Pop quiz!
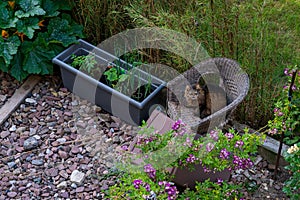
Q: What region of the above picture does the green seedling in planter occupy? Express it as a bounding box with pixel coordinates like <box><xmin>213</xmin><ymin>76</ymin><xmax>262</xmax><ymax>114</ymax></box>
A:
<box><xmin>103</xmin><ymin>65</ymin><xmax>129</xmax><ymax>88</ymax></box>
<box><xmin>71</xmin><ymin>54</ymin><xmax>97</xmax><ymax>74</ymax></box>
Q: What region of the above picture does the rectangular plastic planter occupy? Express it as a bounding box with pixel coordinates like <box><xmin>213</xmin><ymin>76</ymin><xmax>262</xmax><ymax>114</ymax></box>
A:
<box><xmin>52</xmin><ymin>39</ymin><xmax>165</xmax><ymax>125</ymax></box>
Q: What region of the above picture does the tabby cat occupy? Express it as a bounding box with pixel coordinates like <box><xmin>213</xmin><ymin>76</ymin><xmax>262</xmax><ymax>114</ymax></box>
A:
<box><xmin>184</xmin><ymin>83</ymin><xmax>227</xmax><ymax>118</ymax></box>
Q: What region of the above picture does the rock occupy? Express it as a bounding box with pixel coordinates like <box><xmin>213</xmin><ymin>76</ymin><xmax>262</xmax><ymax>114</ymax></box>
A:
<box><xmin>9</xmin><ymin>125</ymin><xmax>16</xmax><ymax>132</ymax></box>
<box><xmin>7</xmin><ymin>192</ymin><xmax>17</xmax><ymax>198</ymax></box>
<box><xmin>70</xmin><ymin>170</ymin><xmax>85</xmax><ymax>184</ymax></box>
<box><xmin>71</xmin><ymin>183</ymin><xmax>77</xmax><ymax>188</ymax></box>
<box><xmin>56</xmin><ymin>138</ymin><xmax>67</xmax><ymax>144</ymax></box>
<box><xmin>7</xmin><ymin>161</ymin><xmax>16</xmax><ymax>168</ymax></box>
<box><xmin>0</xmin><ymin>131</ymin><xmax>10</xmax><ymax>139</ymax></box>
<box><xmin>16</xmin><ymin>127</ymin><xmax>26</xmax><ymax>134</ymax></box>
<box><xmin>0</xmin><ymin>94</ymin><xmax>7</xmax><ymax>102</ymax></box>
<box><xmin>25</xmin><ymin>98</ymin><xmax>37</xmax><ymax>104</ymax></box>
<box><xmin>60</xmin><ymin>191</ymin><xmax>69</xmax><ymax>198</ymax></box>
<box><xmin>71</xmin><ymin>146</ymin><xmax>81</xmax><ymax>154</ymax></box>
<box><xmin>59</xmin><ymin>170</ymin><xmax>69</xmax><ymax>179</ymax></box>
<box><xmin>23</xmin><ymin>137</ymin><xmax>39</xmax><ymax>150</ymax></box>
<box><xmin>58</xmin><ymin>150</ymin><xmax>68</xmax><ymax>159</ymax></box>
<box><xmin>31</xmin><ymin>160</ymin><xmax>44</xmax><ymax>166</ymax></box>
<box><xmin>45</xmin><ymin>168</ymin><xmax>58</xmax><ymax>177</ymax></box>
<box><xmin>57</xmin><ymin>181</ymin><xmax>67</xmax><ymax>189</ymax></box>
<box><xmin>76</xmin><ymin>186</ymin><xmax>84</xmax><ymax>193</ymax></box>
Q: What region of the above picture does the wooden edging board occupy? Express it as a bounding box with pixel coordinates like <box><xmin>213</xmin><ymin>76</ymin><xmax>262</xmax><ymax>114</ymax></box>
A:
<box><xmin>0</xmin><ymin>75</ymin><xmax>41</xmax><ymax>126</ymax></box>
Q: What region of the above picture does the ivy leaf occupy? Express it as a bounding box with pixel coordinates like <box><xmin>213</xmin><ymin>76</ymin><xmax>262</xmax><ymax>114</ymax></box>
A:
<box><xmin>41</xmin><ymin>0</ymin><xmax>60</xmax><ymax>17</ymax></box>
<box><xmin>21</xmin><ymin>41</ymin><xmax>55</xmax><ymax>74</ymax></box>
<box><xmin>0</xmin><ymin>6</ymin><xmax>18</xmax><ymax>29</ymax></box>
<box><xmin>0</xmin><ymin>36</ymin><xmax>21</xmax><ymax>65</ymax></box>
<box><xmin>45</xmin><ymin>17</ymin><xmax>82</xmax><ymax>47</ymax></box>
<box><xmin>15</xmin><ymin>0</ymin><xmax>46</xmax><ymax>18</ymax></box>
<box><xmin>10</xmin><ymin>51</ymin><xmax>28</xmax><ymax>81</ymax></box>
<box><xmin>16</xmin><ymin>17</ymin><xmax>39</xmax><ymax>39</ymax></box>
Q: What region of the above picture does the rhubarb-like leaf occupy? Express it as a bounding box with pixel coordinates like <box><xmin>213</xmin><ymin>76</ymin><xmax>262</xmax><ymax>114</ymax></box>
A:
<box><xmin>16</xmin><ymin>18</ymin><xmax>40</xmax><ymax>39</ymax></box>
<box><xmin>45</xmin><ymin>17</ymin><xmax>83</xmax><ymax>47</ymax></box>
<box><xmin>0</xmin><ymin>36</ymin><xmax>21</xmax><ymax>65</ymax></box>
<box><xmin>41</xmin><ymin>0</ymin><xmax>60</xmax><ymax>17</ymax></box>
<box><xmin>0</xmin><ymin>57</ymin><xmax>9</xmax><ymax>73</ymax></box>
<box><xmin>0</xmin><ymin>6</ymin><xmax>18</xmax><ymax>29</ymax></box>
<box><xmin>10</xmin><ymin>51</ymin><xmax>28</xmax><ymax>81</ymax></box>
<box><xmin>15</xmin><ymin>0</ymin><xmax>46</xmax><ymax>18</ymax></box>
<box><xmin>21</xmin><ymin>41</ymin><xmax>55</xmax><ymax>74</ymax></box>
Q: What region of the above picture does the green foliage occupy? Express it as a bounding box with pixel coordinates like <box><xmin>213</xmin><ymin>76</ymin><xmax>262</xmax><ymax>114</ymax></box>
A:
<box><xmin>268</xmin><ymin>66</ymin><xmax>300</xmax><ymax>145</ymax></box>
<box><xmin>283</xmin><ymin>143</ymin><xmax>300</xmax><ymax>199</ymax></box>
<box><xmin>178</xmin><ymin>179</ymin><xmax>243</xmax><ymax>200</ymax></box>
<box><xmin>107</xmin><ymin>120</ymin><xmax>256</xmax><ymax>199</ymax></box>
<box><xmin>136</xmin><ymin>121</ymin><xmax>265</xmax><ymax>172</ymax></box>
<box><xmin>0</xmin><ymin>0</ymin><xmax>83</xmax><ymax>81</ymax></box>
<box><xmin>71</xmin><ymin>54</ymin><xmax>97</xmax><ymax>74</ymax></box>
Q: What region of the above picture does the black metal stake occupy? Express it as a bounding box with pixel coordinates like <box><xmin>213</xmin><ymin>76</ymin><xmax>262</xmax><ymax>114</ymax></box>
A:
<box><xmin>273</xmin><ymin>69</ymin><xmax>298</xmax><ymax>179</ymax></box>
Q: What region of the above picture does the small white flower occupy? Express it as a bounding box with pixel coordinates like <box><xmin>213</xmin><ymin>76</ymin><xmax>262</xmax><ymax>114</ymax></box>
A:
<box><xmin>287</xmin><ymin>144</ymin><xmax>299</xmax><ymax>154</ymax></box>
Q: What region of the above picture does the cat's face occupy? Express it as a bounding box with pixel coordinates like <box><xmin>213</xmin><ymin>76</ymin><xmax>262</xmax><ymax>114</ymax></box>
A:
<box><xmin>184</xmin><ymin>85</ymin><xmax>199</xmax><ymax>100</ymax></box>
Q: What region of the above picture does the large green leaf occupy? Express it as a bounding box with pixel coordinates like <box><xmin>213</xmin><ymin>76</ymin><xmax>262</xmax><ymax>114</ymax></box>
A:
<box><xmin>0</xmin><ymin>6</ymin><xmax>18</xmax><ymax>29</ymax></box>
<box><xmin>0</xmin><ymin>57</ymin><xmax>9</xmax><ymax>73</ymax></box>
<box><xmin>45</xmin><ymin>17</ymin><xmax>82</xmax><ymax>47</ymax></box>
<box><xmin>10</xmin><ymin>51</ymin><xmax>28</xmax><ymax>81</ymax></box>
<box><xmin>16</xmin><ymin>17</ymin><xmax>40</xmax><ymax>39</ymax></box>
<box><xmin>41</xmin><ymin>0</ymin><xmax>60</xmax><ymax>17</ymax></box>
<box><xmin>49</xmin><ymin>0</ymin><xmax>75</xmax><ymax>11</ymax></box>
<box><xmin>0</xmin><ymin>36</ymin><xmax>21</xmax><ymax>65</ymax></box>
<box><xmin>15</xmin><ymin>0</ymin><xmax>46</xmax><ymax>18</ymax></box>
<box><xmin>21</xmin><ymin>41</ymin><xmax>55</xmax><ymax>74</ymax></box>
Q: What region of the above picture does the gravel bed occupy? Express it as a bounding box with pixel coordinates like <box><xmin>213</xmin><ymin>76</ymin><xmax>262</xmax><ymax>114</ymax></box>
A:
<box><xmin>0</xmin><ymin>72</ymin><xmax>22</xmax><ymax>109</ymax></box>
<box><xmin>0</xmin><ymin>75</ymin><xmax>291</xmax><ymax>199</ymax></box>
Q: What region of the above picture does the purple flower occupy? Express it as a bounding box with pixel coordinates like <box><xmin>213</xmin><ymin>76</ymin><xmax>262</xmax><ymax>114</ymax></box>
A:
<box><xmin>144</xmin><ymin>164</ymin><xmax>156</xmax><ymax>180</ymax></box>
<box><xmin>219</xmin><ymin>148</ymin><xmax>230</xmax><ymax>159</ymax></box>
<box><xmin>283</xmin><ymin>85</ymin><xmax>288</xmax><ymax>90</ymax></box>
<box><xmin>133</xmin><ymin>179</ymin><xmax>143</xmax><ymax>189</ymax></box>
<box><xmin>284</xmin><ymin>68</ymin><xmax>289</xmax><ymax>75</ymax></box>
<box><xmin>158</xmin><ymin>181</ymin><xmax>178</xmax><ymax>199</ymax></box>
<box><xmin>216</xmin><ymin>178</ymin><xmax>223</xmax><ymax>185</ymax></box>
<box><xmin>144</xmin><ymin>183</ymin><xmax>150</xmax><ymax>192</ymax></box>
<box><xmin>291</xmin><ymin>85</ymin><xmax>297</xmax><ymax>91</ymax></box>
<box><xmin>172</xmin><ymin>119</ymin><xmax>182</xmax><ymax>131</ymax></box>
<box><xmin>268</xmin><ymin>128</ymin><xmax>278</xmax><ymax>135</ymax></box>
<box><xmin>206</xmin><ymin>142</ymin><xmax>214</xmax><ymax>152</ymax></box>
<box><xmin>209</xmin><ymin>130</ymin><xmax>219</xmax><ymax>141</ymax></box>
<box><xmin>273</xmin><ymin>108</ymin><xmax>279</xmax><ymax>113</ymax></box>
<box><xmin>233</xmin><ymin>155</ymin><xmax>253</xmax><ymax>170</ymax></box>
<box><xmin>235</xmin><ymin>140</ymin><xmax>244</xmax><ymax>148</ymax></box>
<box><xmin>225</xmin><ymin>132</ymin><xmax>234</xmax><ymax>140</ymax></box>
<box><xmin>121</xmin><ymin>145</ymin><xmax>128</xmax><ymax>151</ymax></box>
<box><xmin>186</xmin><ymin>154</ymin><xmax>196</xmax><ymax>163</ymax></box>
<box><xmin>277</xmin><ymin>111</ymin><xmax>283</xmax><ymax>116</ymax></box>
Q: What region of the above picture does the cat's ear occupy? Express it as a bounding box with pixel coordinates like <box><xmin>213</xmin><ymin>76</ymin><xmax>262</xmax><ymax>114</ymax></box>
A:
<box><xmin>195</xmin><ymin>84</ymin><xmax>201</xmax><ymax>90</ymax></box>
<box><xmin>185</xmin><ymin>85</ymin><xmax>191</xmax><ymax>91</ymax></box>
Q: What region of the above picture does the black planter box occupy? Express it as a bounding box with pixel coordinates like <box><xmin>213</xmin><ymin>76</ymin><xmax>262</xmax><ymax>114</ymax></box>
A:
<box><xmin>52</xmin><ymin>39</ymin><xmax>165</xmax><ymax>125</ymax></box>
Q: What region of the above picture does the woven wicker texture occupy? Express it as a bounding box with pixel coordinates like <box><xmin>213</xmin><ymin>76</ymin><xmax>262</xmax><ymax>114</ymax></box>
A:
<box><xmin>167</xmin><ymin>58</ymin><xmax>249</xmax><ymax>134</ymax></box>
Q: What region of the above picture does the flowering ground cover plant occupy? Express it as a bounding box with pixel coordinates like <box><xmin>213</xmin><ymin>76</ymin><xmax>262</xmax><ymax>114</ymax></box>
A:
<box><xmin>283</xmin><ymin>143</ymin><xmax>300</xmax><ymax>199</ymax></box>
<box><xmin>268</xmin><ymin>66</ymin><xmax>300</xmax><ymax>145</ymax></box>
<box><xmin>107</xmin><ymin>120</ymin><xmax>265</xmax><ymax>199</ymax></box>
<box><xmin>136</xmin><ymin>120</ymin><xmax>265</xmax><ymax>172</ymax></box>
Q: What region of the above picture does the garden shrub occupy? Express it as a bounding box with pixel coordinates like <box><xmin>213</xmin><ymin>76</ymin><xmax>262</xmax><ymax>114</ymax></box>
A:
<box><xmin>0</xmin><ymin>0</ymin><xmax>84</xmax><ymax>81</ymax></box>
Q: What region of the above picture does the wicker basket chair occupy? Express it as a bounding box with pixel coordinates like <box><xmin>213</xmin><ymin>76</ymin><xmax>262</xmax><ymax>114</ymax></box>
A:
<box><xmin>167</xmin><ymin>58</ymin><xmax>249</xmax><ymax>134</ymax></box>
